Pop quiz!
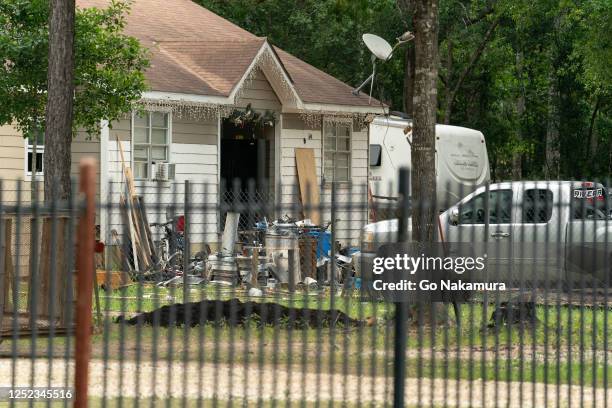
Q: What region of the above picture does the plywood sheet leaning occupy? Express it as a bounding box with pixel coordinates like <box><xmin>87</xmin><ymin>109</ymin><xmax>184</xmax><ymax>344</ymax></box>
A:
<box><xmin>295</xmin><ymin>148</ymin><xmax>321</xmax><ymax>225</ymax></box>
<box><xmin>116</xmin><ymin>136</ymin><xmax>155</xmax><ymax>271</ymax></box>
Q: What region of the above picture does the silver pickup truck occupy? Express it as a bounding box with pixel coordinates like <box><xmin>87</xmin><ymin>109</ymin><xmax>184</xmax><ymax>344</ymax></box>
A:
<box><xmin>356</xmin><ymin>181</ymin><xmax>612</xmax><ymax>287</ymax></box>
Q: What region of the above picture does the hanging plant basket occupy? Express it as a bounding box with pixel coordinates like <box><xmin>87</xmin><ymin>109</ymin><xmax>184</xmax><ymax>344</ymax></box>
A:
<box><xmin>228</xmin><ymin>104</ymin><xmax>276</xmax><ymax>129</ymax></box>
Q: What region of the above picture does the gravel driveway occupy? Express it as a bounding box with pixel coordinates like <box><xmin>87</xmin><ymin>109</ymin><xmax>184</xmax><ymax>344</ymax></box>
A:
<box><xmin>1</xmin><ymin>358</ymin><xmax>609</xmax><ymax>407</ymax></box>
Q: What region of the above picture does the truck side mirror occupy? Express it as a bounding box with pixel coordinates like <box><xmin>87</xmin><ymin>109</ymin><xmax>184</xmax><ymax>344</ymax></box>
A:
<box><xmin>449</xmin><ymin>207</ymin><xmax>459</xmax><ymax>225</ymax></box>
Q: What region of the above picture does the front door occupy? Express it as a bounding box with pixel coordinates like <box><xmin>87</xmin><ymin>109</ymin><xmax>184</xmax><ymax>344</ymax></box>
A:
<box><xmin>220</xmin><ymin>116</ymin><xmax>274</xmax><ymax>231</ymax></box>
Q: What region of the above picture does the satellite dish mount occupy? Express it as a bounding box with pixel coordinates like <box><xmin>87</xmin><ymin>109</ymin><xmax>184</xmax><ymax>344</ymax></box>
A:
<box><xmin>353</xmin><ymin>32</ymin><xmax>415</xmax><ymax>103</ymax></box>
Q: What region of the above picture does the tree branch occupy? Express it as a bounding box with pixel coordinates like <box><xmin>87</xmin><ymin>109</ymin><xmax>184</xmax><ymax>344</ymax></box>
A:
<box><xmin>463</xmin><ymin>3</ymin><xmax>495</xmax><ymax>27</ymax></box>
<box><xmin>588</xmin><ymin>95</ymin><xmax>602</xmax><ymax>159</ymax></box>
<box><xmin>438</xmin><ymin>73</ymin><xmax>447</xmax><ymax>86</ymax></box>
<box><xmin>443</xmin><ymin>16</ymin><xmax>501</xmax><ymax>124</ymax></box>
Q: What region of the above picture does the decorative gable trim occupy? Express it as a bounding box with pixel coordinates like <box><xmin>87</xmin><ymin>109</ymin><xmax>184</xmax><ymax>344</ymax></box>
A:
<box><xmin>229</xmin><ymin>41</ymin><xmax>303</xmax><ymax>110</ymax></box>
<box><xmin>137</xmin><ymin>41</ymin><xmax>384</xmax><ymax>122</ymax></box>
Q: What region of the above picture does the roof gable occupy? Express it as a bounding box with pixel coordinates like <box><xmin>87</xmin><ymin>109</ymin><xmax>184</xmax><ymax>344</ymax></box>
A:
<box><xmin>154</xmin><ymin>39</ymin><xmax>265</xmax><ymax>96</ymax></box>
<box><xmin>77</xmin><ymin>0</ymin><xmax>381</xmax><ymax>110</ymax></box>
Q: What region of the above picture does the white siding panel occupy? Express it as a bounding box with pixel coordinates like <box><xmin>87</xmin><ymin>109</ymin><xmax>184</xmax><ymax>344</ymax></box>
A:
<box><xmin>351</xmin><ymin>139</ymin><xmax>369</xmax><ymax>150</ymax></box>
<box><xmin>236</xmin><ymin>69</ymin><xmax>282</xmax><ymax>111</ymax></box>
<box><xmin>279</xmin><ymin>138</ymin><xmax>322</xmax><ymax>149</ymax></box>
<box><xmin>104</xmin><ymin>114</ymin><xmax>220</xmax><ymax>245</ymax></box>
<box><xmin>352</xmin><ymin>149</ymin><xmax>368</xmax><ymax>160</ymax></box>
<box><xmin>176</xmin><ymin>164</ymin><xmax>217</xmax><ymax>177</ymax></box>
<box><xmin>172</xmin><ymin>142</ymin><xmax>218</xmax><ymax>185</ymax></box>
<box><xmin>278</xmin><ymin>117</ymin><xmax>369</xmax><ymax>245</ymax></box>
<box><xmin>173</xmin><ymin>143</ymin><xmax>217</xmax><ymax>156</ymax></box>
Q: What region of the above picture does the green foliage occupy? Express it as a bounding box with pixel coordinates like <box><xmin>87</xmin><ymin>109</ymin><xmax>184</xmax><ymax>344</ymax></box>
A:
<box><xmin>197</xmin><ymin>0</ymin><xmax>405</xmax><ymax>107</ymax></box>
<box><xmin>197</xmin><ymin>0</ymin><xmax>611</xmax><ymax>180</ymax></box>
<box><xmin>0</xmin><ymin>0</ymin><xmax>149</xmax><ymax>137</ymax></box>
<box><xmin>437</xmin><ymin>0</ymin><xmax>612</xmax><ymax>179</ymax></box>
<box><xmin>572</xmin><ymin>0</ymin><xmax>611</xmax><ymax>91</ymax></box>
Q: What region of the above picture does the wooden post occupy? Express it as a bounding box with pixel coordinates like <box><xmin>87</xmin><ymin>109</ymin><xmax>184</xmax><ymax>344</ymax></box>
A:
<box><xmin>288</xmin><ymin>248</ymin><xmax>296</xmax><ymax>293</ymax></box>
<box><xmin>0</xmin><ymin>219</ymin><xmax>13</xmax><ymax>332</ymax></box>
<box><xmin>74</xmin><ymin>159</ymin><xmax>96</xmax><ymax>408</ymax></box>
<box><xmin>251</xmin><ymin>248</ymin><xmax>259</xmax><ymax>288</ymax></box>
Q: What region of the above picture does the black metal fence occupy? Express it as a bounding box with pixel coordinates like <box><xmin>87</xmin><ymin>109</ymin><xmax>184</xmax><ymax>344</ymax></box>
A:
<box><xmin>0</xmin><ymin>168</ymin><xmax>610</xmax><ymax>407</ymax></box>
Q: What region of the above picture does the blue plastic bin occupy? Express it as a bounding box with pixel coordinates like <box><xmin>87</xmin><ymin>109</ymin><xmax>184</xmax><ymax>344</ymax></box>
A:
<box><xmin>307</xmin><ymin>231</ymin><xmax>332</xmax><ymax>259</ymax></box>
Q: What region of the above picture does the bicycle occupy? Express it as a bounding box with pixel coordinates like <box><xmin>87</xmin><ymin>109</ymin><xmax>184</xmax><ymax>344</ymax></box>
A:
<box><xmin>150</xmin><ymin>219</ymin><xmax>184</xmax><ymax>271</ymax></box>
<box><xmin>142</xmin><ymin>216</ymin><xmax>208</xmax><ymax>283</ymax></box>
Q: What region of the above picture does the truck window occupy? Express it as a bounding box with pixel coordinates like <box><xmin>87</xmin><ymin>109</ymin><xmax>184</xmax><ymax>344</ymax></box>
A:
<box><xmin>369</xmin><ymin>144</ymin><xmax>382</xmax><ymax>166</ymax></box>
<box><xmin>522</xmin><ymin>189</ymin><xmax>553</xmax><ymax>223</ymax></box>
<box><xmin>571</xmin><ymin>186</ymin><xmax>607</xmax><ymax>220</ymax></box>
<box><xmin>459</xmin><ymin>190</ymin><xmax>512</xmax><ymax>224</ymax></box>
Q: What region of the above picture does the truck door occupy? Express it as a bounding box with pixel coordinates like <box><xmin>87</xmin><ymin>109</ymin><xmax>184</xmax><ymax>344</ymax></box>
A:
<box><xmin>512</xmin><ymin>187</ymin><xmax>561</xmax><ymax>284</ymax></box>
<box><xmin>445</xmin><ymin>187</ymin><xmax>514</xmax><ymax>280</ymax></box>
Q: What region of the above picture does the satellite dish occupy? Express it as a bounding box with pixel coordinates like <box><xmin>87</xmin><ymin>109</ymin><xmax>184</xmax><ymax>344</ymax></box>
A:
<box><xmin>353</xmin><ymin>32</ymin><xmax>414</xmax><ymax>100</ymax></box>
<box><xmin>363</xmin><ymin>34</ymin><xmax>393</xmax><ymax>61</ymax></box>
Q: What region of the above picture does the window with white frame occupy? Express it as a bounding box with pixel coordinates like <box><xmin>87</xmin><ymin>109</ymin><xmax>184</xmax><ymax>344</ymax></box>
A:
<box><xmin>132</xmin><ymin>111</ymin><xmax>170</xmax><ymax>179</ymax></box>
<box><xmin>25</xmin><ymin>130</ymin><xmax>44</xmax><ymax>177</ymax></box>
<box><xmin>323</xmin><ymin>121</ymin><xmax>351</xmax><ymax>182</ymax></box>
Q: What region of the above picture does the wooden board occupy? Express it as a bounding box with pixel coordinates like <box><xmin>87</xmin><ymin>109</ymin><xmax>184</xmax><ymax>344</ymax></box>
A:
<box><xmin>132</xmin><ymin>198</ymin><xmax>152</xmax><ymax>268</ymax></box>
<box><xmin>295</xmin><ymin>148</ymin><xmax>321</xmax><ymax>225</ymax></box>
<box><xmin>0</xmin><ymin>314</ymin><xmax>73</xmax><ymax>338</ymax></box>
<box><xmin>135</xmin><ymin>196</ymin><xmax>156</xmax><ymax>263</ymax></box>
<box><xmin>116</xmin><ymin>136</ymin><xmax>141</xmax><ymax>271</ymax></box>
<box><xmin>0</xmin><ymin>219</ymin><xmax>13</xmax><ymax>331</ymax></box>
<box><xmin>96</xmin><ymin>270</ymin><xmax>130</xmax><ymax>291</ymax></box>
<box><xmin>298</xmin><ymin>235</ymin><xmax>317</xmax><ymax>279</ymax></box>
<box><xmin>368</xmin><ymin>183</ymin><xmax>376</xmax><ymax>222</ymax></box>
<box><xmin>120</xmin><ymin>197</ymin><xmax>149</xmax><ymax>271</ymax></box>
<box><xmin>109</xmin><ymin>230</ymin><xmax>127</xmax><ymax>271</ymax></box>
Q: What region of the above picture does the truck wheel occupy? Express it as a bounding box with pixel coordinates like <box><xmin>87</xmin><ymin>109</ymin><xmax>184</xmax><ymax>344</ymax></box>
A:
<box><xmin>561</xmin><ymin>264</ymin><xmax>571</xmax><ymax>293</ymax></box>
<box><xmin>561</xmin><ymin>279</ymin><xmax>571</xmax><ymax>293</ymax></box>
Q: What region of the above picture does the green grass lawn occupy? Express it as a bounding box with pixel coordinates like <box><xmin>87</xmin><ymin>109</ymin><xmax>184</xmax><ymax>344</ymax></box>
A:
<box><xmin>94</xmin><ymin>283</ymin><xmax>610</xmax><ymax>349</ymax></box>
<box><xmin>2</xmin><ymin>283</ymin><xmax>610</xmax><ymax>390</ymax></box>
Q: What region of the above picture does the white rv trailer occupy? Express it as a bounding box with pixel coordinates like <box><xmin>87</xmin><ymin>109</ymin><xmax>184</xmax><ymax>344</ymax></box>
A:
<box><xmin>368</xmin><ymin>115</ymin><xmax>491</xmax><ymax>210</ymax></box>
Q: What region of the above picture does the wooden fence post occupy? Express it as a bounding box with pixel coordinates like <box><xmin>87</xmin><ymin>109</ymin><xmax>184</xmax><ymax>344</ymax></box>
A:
<box><xmin>74</xmin><ymin>159</ymin><xmax>96</xmax><ymax>408</ymax></box>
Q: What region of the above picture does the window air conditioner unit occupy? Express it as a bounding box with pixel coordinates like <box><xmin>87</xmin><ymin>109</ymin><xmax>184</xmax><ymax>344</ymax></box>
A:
<box><xmin>152</xmin><ymin>162</ymin><xmax>175</xmax><ymax>181</ymax></box>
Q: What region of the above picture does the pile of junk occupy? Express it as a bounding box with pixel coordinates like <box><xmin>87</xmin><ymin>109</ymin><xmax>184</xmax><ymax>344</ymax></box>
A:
<box><xmin>203</xmin><ymin>212</ymin><xmax>360</xmax><ymax>292</ymax></box>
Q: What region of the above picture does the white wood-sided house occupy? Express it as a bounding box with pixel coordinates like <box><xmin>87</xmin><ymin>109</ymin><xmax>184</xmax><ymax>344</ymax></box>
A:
<box><xmin>0</xmin><ymin>0</ymin><xmax>384</xmax><ymax>252</ymax></box>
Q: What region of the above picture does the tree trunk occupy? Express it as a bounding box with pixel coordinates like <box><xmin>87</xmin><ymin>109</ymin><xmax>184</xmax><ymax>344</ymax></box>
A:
<box><xmin>44</xmin><ymin>0</ymin><xmax>75</xmax><ymax>201</ymax></box>
<box><xmin>512</xmin><ymin>51</ymin><xmax>525</xmax><ymax>180</ymax></box>
<box><xmin>544</xmin><ymin>72</ymin><xmax>560</xmax><ymax>179</ymax></box>
<box><xmin>403</xmin><ymin>45</ymin><xmax>416</xmax><ymax>117</ymax></box>
<box><xmin>398</xmin><ymin>0</ymin><xmax>415</xmax><ymax>117</ymax></box>
<box><xmin>409</xmin><ymin>0</ymin><xmax>449</xmax><ymax>328</ymax></box>
<box><xmin>411</xmin><ymin>0</ymin><xmax>439</xmax><ymax>243</ymax></box>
